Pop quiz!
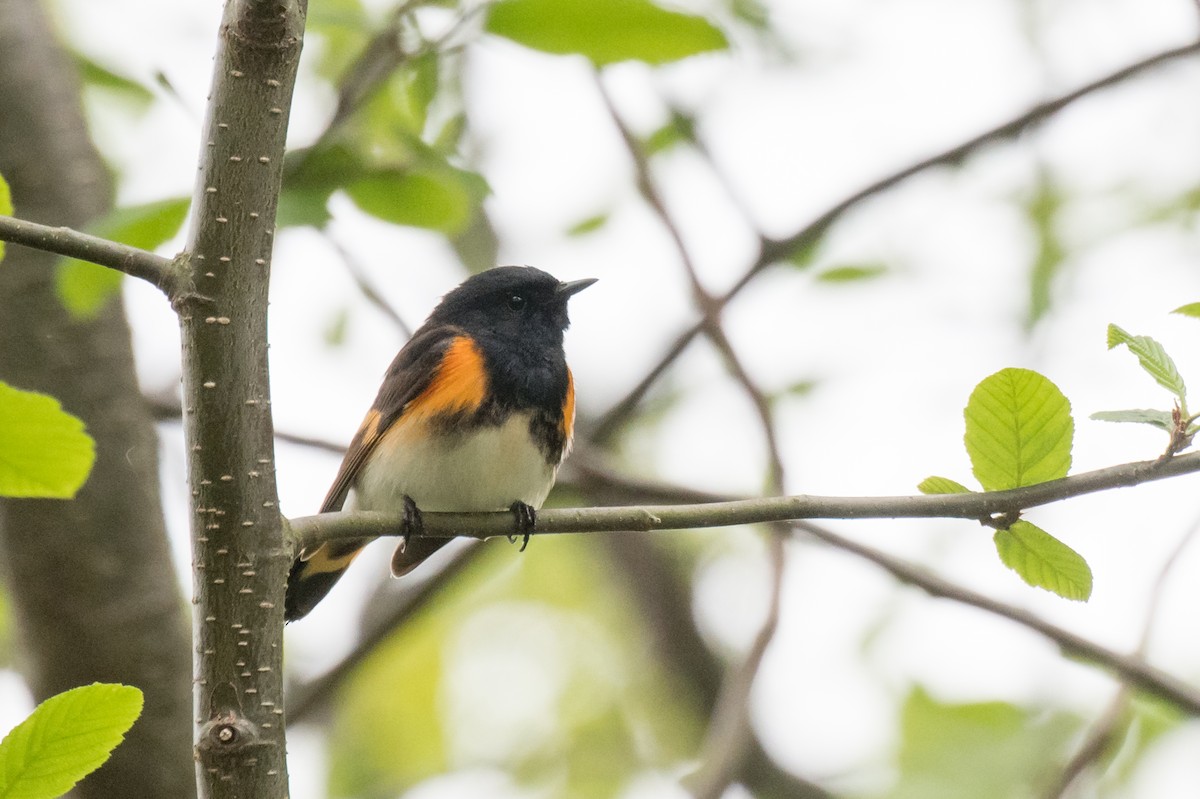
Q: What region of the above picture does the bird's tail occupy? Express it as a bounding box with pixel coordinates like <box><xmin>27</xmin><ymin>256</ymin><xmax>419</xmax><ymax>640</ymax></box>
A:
<box><xmin>390</xmin><ymin>536</ymin><xmax>451</xmax><ymax>577</ymax></box>
<box><xmin>284</xmin><ymin>538</ymin><xmax>372</xmax><ymax>622</ymax></box>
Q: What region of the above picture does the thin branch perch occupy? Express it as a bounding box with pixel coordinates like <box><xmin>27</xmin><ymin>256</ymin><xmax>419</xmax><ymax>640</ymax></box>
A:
<box><xmin>289</xmin><ymin>449</ymin><xmax>1200</xmax><ymax>548</ymax></box>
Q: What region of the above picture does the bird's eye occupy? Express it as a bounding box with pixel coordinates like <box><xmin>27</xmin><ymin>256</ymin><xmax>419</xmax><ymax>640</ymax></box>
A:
<box><xmin>507</xmin><ymin>292</ymin><xmax>527</xmax><ymax>311</ymax></box>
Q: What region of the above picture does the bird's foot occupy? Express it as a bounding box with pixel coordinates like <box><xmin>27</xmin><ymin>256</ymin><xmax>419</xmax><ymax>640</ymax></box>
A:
<box><xmin>507</xmin><ymin>501</ymin><xmax>536</xmax><ymax>552</ymax></box>
<box><xmin>396</xmin><ymin>495</ymin><xmax>425</xmax><ymax>554</ymax></box>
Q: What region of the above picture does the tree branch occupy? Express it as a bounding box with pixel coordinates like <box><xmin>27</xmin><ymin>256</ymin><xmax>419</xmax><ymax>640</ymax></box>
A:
<box><xmin>796</xmin><ymin>520</ymin><xmax>1200</xmax><ymax>715</ymax></box>
<box><xmin>0</xmin><ymin>214</ymin><xmax>177</xmax><ymax>296</ymax></box>
<box><xmin>591</xmin><ymin>37</ymin><xmax>1200</xmax><ymax>441</ymax></box>
<box><xmin>290</xmin><ymin>449</ymin><xmax>1200</xmax><ymax>548</ymax></box>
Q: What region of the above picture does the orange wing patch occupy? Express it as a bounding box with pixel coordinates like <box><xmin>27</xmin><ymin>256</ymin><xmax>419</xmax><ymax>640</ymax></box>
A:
<box><xmin>561</xmin><ymin>367</ymin><xmax>576</xmax><ymax>443</ymax></box>
<box><xmin>402</xmin><ymin>335</ymin><xmax>488</xmax><ymax>424</ymax></box>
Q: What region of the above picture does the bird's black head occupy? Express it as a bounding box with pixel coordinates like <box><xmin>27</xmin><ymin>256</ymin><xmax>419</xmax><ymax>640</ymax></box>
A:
<box><xmin>429</xmin><ymin>266</ymin><xmax>595</xmax><ymax>349</ymax></box>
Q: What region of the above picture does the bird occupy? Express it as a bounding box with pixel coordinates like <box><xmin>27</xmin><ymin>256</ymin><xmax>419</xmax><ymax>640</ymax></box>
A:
<box><xmin>284</xmin><ymin>266</ymin><xmax>594</xmax><ymax>621</ymax></box>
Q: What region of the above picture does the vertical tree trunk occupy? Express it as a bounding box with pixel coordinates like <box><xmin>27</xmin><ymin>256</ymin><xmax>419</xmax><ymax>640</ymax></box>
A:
<box><xmin>0</xmin><ymin>1</ymin><xmax>195</xmax><ymax>798</ymax></box>
<box><xmin>181</xmin><ymin>1</ymin><xmax>305</xmax><ymax>796</ymax></box>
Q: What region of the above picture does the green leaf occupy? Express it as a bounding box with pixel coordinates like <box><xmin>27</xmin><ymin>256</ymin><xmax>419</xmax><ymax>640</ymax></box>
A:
<box><xmin>345</xmin><ymin>168</ymin><xmax>486</xmax><ymax>234</ymax></box>
<box><xmin>1171</xmin><ymin>302</ymin><xmax>1200</xmax><ymax>320</ymax></box>
<box><xmin>0</xmin><ymin>588</ymin><xmax>11</xmax><ymax>668</ymax></box>
<box><xmin>0</xmin><ymin>683</ymin><xmax>143</xmax><ymax>799</ymax></box>
<box><xmin>917</xmin><ymin>476</ymin><xmax>973</xmax><ymax>495</ymax></box>
<box><xmin>56</xmin><ymin>264</ymin><xmax>123</xmax><ymax>321</ymax></box>
<box><xmin>1024</xmin><ymin>174</ymin><xmax>1064</xmax><ymax>329</ymax></box>
<box><xmin>566</xmin><ymin>214</ymin><xmax>609</xmax><ymax>237</ymax></box>
<box><xmin>815</xmin><ymin>263</ymin><xmax>887</xmax><ymax>283</ymax></box>
<box><xmin>73</xmin><ymin>55</ymin><xmax>155</xmax><ymax>112</ymax></box>
<box><xmin>324</xmin><ymin>307</ymin><xmax>350</xmax><ymax>348</ymax></box>
<box><xmin>993</xmin><ymin>521</ymin><xmax>1092</xmax><ymax>601</ymax></box>
<box><xmin>1106</xmin><ymin>324</ymin><xmax>1187</xmax><ymax>401</ymax></box>
<box><xmin>964</xmin><ymin>368</ymin><xmax>1073</xmax><ymax>491</ymax></box>
<box><xmin>0</xmin><ymin>382</ymin><xmax>95</xmax><ymax>499</ymax></box>
<box><xmin>1090</xmin><ymin>408</ymin><xmax>1176</xmax><ymax>432</ymax></box>
<box><xmin>0</xmin><ymin>171</ymin><xmax>11</xmax><ymax>263</ymax></box>
<box><xmin>643</xmin><ymin>111</ymin><xmax>696</xmax><ymax>156</ymax></box>
<box><xmin>486</xmin><ymin>0</ymin><xmax>728</xmax><ymax>66</ymax></box>
<box><xmin>56</xmin><ymin>197</ymin><xmax>189</xmax><ymax>319</ymax></box>
<box><xmin>890</xmin><ymin>685</ymin><xmax>1080</xmax><ymax>799</ymax></box>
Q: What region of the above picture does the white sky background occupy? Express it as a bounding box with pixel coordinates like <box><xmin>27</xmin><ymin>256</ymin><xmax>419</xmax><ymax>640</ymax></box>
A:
<box><xmin>4</xmin><ymin>0</ymin><xmax>1200</xmax><ymax>797</ymax></box>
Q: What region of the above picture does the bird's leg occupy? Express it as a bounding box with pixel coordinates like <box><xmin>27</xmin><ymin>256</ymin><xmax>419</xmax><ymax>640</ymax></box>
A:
<box><xmin>396</xmin><ymin>494</ymin><xmax>425</xmax><ymax>553</ymax></box>
<box><xmin>508</xmin><ymin>500</ymin><xmax>536</xmax><ymax>552</ymax></box>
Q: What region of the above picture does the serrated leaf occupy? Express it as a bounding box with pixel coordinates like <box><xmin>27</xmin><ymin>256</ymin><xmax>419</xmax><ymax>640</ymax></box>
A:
<box><xmin>0</xmin><ymin>683</ymin><xmax>143</xmax><ymax>799</ymax></box>
<box><xmin>486</xmin><ymin>0</ymin><xmax>728</xmax><ymax>67</ymax></box>
<box><xmin>1172</xmin><ymin>302</ymin><xmax>1200</xmax><ymax>320</ymax></box>
<box><xmin>56</xmin><ymin>197</ymin><xmax>189</xmax><ymax>319</ymax></box>
<box><xmin>0</xmin><ymin>382</ymin><xmax>95</xmax><ymax>499</ymax></box>
<box><xmin>1090</xmin><ymin>409</ymin><xmax>1176</xmax><ymax>432</ymax></box>
<box><xmin>815</xmin><ymin>263</ymin><xmax>887</xmax><ymax>283</ymax></box>
<box><xmin>1106</xmin><ymin>324</ymin><xmax>1187</xmax><ymax>401</ymax></box>
<box><xmin>964</xmin><ymin>368</ymin><xmax>1073</xmax><ymax>491</ymax></box>
<box><xmin>993</xmin><ymin>521</ymin><xmax>1092</xmax><ymax>601</ymax></box>
<box><xmin>0</xmin><ymin>171</ymin><xmax>11</xmax><ymax>263</ymax></box>
<box><xmin>918</xmin><ymin>476</ymin><xmax>973</xmax><ymax>494</ymax></box>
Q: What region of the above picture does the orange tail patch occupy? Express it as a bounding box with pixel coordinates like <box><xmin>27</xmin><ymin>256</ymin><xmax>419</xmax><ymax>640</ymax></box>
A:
<box><xmin>285</xmin><ymin>539</ymin><xmax>370</xmax><ymax>621</ymax></box>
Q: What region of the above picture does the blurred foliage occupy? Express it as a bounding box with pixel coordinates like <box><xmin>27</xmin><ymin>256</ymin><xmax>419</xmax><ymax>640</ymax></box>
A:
<box><xmin>1023</xmin><ymin>172</ymin><xmax>1065</xmax><ymax>330</ymax></box>
<box><xmin>73</xmin><ymin>54</ymin><xmax>155</xmax><ymax>113</ymax></box>
<box><xmin>0</xmin><ymin>588</ymin><xmax>10</xmax><ymax>668</ymax></box>
<box><xmin>0</xmin><ymin>171</ymin><xmax>10</xmax><ymax>261</ymax></box>
<box><xmin>883</xmin><ymin>685</ymin><xmax>1080</xmax><ymax>799</ymax></box>
<box><xmin>485</xmin><ymin>0</ymin><xmax>728</xmax><ymax>66</ymax></box>
<box><xmin>55</xmin><ymin>197</ymin><xmax>189</xmax><ymax>319</ymax></box>
<box><xmin>329</xmin><ymin>536</ymin><xmax>705</xmax><ymax>798</ymax></box>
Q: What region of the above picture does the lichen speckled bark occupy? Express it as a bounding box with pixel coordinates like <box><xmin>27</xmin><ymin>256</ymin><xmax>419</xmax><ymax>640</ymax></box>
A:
<box><xmin>0</xmin><ymin>1</ymin><xmax>194</xmax><ymax>797</ymax></box>
<box><xmin>181</xmin><ymin>1</ymin><xmax>306</xmax><ymax>797</ymax></box>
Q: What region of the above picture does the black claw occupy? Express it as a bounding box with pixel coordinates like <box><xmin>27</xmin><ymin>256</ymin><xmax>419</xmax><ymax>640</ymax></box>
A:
<box><xmin>398</xmin><ymin>495</ymin><xmax>424</xmax><ymax>553</ymax></box>
<box><xmin>508</xmin><ymin>501</ymin><xmax>536</xmax><ymax>552</ymax></box>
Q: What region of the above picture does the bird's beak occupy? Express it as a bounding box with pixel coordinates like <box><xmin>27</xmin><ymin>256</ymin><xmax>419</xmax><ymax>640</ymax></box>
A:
<box><xmin>557</xmin><ymin>278</ymin><xmax>597</xmax><ymax>299</ymax></box>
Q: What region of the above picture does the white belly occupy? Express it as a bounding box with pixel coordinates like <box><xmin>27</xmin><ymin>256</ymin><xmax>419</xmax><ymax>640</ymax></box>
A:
<box><xmin>353</xmin><ymin>411</ymin><xmax>557</xmax><ymax>514</ymax></box>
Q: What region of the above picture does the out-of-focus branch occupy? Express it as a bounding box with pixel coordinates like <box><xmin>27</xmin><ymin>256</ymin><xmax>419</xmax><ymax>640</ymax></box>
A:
<box><xmin>1041</xmin><ymin>511</ymin><xmax>1200</xmax><ymax>798</ymax></box>
<box><xmin>795</xmin><ymin>521</ymin><xmax>1200</xmax><ymax>715</ymax></box>
<box><xmin>591</xmin><ymin>38</ymin><xmax>1200</xmax><ymax>441</ymax></box>
<box><xmin>285</xmin><ymin>542</ymin><xmax>484</xmax><ymax>724</ymax></box>
<box><xmin>594</xmin><ymin>72</ymin><xmax>794</xmax><ymax>798</ymax></box>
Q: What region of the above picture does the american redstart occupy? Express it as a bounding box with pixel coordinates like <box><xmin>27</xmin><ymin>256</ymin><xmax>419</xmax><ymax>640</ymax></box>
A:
<box><xmin>284</xmin><ymin>266</ymin><xmax>594</xmax><ymax>621</ymax></box>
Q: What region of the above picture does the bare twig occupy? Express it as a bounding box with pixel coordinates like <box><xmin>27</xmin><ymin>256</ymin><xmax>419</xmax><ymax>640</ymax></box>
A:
<box><xmin>328</xmin><ymin>235</ymin><xmax>413</xmax><ymax>337</ymax></box>
<box><xmin>591</xmin><ymin>38</ymin><xmax>1200</xmax><ymax>441</ymax></box>
<box><xmin>0</xmin><ymin>214</ymin><xmax>176</xmax><ymax>296</ymax></box>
